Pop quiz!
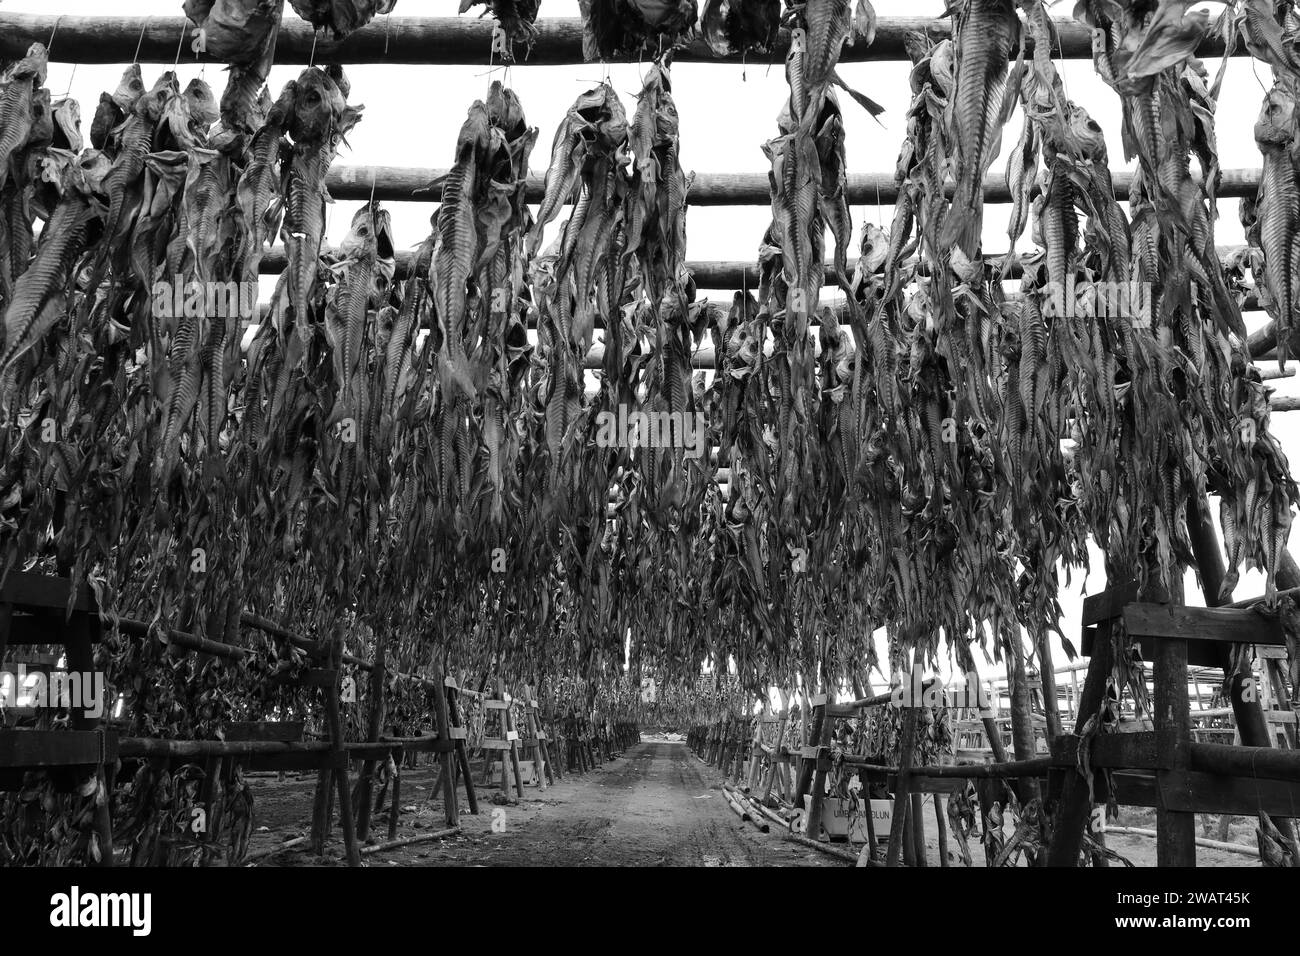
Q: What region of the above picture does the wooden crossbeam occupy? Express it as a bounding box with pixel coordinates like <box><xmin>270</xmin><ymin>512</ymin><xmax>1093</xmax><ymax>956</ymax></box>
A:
<box><xmin>317</xmin><ymin>165</ymin><xmax>1263</xmax><ymax>206</ymax></box>
<box><xmin>0</xmin><ymin>14</ymin><xmax>1244</xmax><ymax>66</ymax></box>
<box><xmin>1123</xmin><ymin>603</ymin><xmax>1286</xmax><ymax>646</ymax></box>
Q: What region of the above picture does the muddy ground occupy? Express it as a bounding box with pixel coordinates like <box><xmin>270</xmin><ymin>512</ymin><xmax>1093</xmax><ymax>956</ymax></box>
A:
<box><xmin>241</xmin><ymin>739</ymin><xmax>1258</xmax><ymax>867</ymax></box>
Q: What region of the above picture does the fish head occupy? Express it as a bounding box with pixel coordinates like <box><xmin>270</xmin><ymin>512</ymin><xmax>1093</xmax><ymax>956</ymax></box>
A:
<box><xmin>1254</xmin><ymin>85</ymin><xmax>1297</xmax><ymax>148</ymax></box>
<box><xmin>4</xmin><ymin>43</ymin><xmax>49</xmax><ymax>85</ymax></box>
<box><xmin>289</xmin><ymin>68</ymin><xmax>347</xmax><ymax>143</ymax></box>
<box><xmin>859</xmin><ymin>222</ymin><xmax>889</xmax><ymax>274</ymax></box>
<box><xmin>486</xmin><ymin>81</ymin><xmax>528</xmax><ymax>138</ymax></box>
<box><xmin>1066</xmin><ymin>103</ymin><xmax>1108</xmax><ymax>163</ymax></box>
<box><xmin>184</xmin><ymin>78</ymin><xmax>220</xmax><ymax>131</ymax></box>
<box><xmin>51</xmin><ymin>98</ymin><xmax>83</xmax><ymax>152</ymax></box>
<box><xmin>111</xmin><ymin>64</ymin><xmax>146</xmax><ymax>113</ymax></box>
<box><xmin>926</xmin><ymin>40</ymin><xmax>954</xmax><ymax>97</ymax></box>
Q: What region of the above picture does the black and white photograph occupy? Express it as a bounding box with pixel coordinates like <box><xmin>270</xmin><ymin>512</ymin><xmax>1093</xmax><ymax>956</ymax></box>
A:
<box><xmin>0</xmin><ymin>0</ymin><xmax>1296</xmax><ymax>934</ymax></box>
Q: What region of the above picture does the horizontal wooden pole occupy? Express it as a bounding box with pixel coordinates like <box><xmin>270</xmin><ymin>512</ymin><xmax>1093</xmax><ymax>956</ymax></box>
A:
<box><xmin>1189</xmin><ymin>742</ymin><xmax>1300</xmax><ymax>783</ymax></box>
<box><xmin>1105</xmin><ymin>825</ymin><xmax>1260</xmax><ymax>857</ymax></box>
<box><xmin>0</xmin><ymin>14</ymin><xmax>1241</xmax><ymax>66</ymax></box>
<box><xmin>359</xmin><ymin>826</ymin><xmax>461</xmax><ymax>855</ymax></box>
<box><xmin>908</xmin><ymin>756</ymin><xmax>1053</xmax><ymax>779</ymax></box>
<box><xmin>117</xmin><ymin>737</ymin><xmax>334</xmax><ymax>759</ymax></box>
<box><xmin>322</xmin><ymin>165</ymin><xmax>1263</xmax><ymax>206</ymax></box>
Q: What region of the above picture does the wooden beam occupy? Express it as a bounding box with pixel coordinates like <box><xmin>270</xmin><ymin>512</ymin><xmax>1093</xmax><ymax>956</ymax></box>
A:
<box><xmin>0</xmin><ymin>572</ymin><xmax>94</xmax><ymax>613</ymax></box>
<box><xmin>0</xmin><ymin>14</ymin><xmax>1244</xmax><ymax>66</ymax></box>
<box><xmin>1189</xmin><ymin>741</ymin><xmax>1300</xmax><ymax>783</ymax></box>
<box><xmin>318</xmin><ymin>165</ymin><xmax>1264</xmax><ymax>206</ymax></box>
<box><xmin>1123</xmin><ymin>603</ymin><xmax>1286</xmax><ymax>646</ymax></box>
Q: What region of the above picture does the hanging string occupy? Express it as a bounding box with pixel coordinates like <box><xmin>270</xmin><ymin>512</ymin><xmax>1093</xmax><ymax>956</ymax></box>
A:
<box><xmin>384</xmin><ymin>12</ymin><xmax>393</xmax><ymax>58</ymax></box>
<box><xmin>174</xmin><ymin>24</ymin><xmax>186</xmax><ymax>68</ymax></box>
<box><xmin>132</xmin><ymin>19</ymin><xmax>149</xmax><ymax>65</ymax></box>
<box><xmin>62</xmin><ymin>63</ymin><xmax>77</xmax><ymax>100</ymax></box>
<box><xmin>309</xmin><ymin>30</ymin><xmax>319</xmax><ymax>68</ymax></box>
<box><xmin>46</xmin><ymin>17</ymin><xmax>61</xmax><ymax>56</ymax></box>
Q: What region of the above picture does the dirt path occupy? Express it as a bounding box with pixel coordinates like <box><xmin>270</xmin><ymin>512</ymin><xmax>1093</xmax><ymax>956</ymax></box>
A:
<box><xmin>250</xmin><ymin>739</ymin><xmax>844</xmax><ymax>867</ymax></box>
<box><xmin>244</xmin><ymin>740</ymin><xmax>1257</xmax><ymax>867</ymax></box>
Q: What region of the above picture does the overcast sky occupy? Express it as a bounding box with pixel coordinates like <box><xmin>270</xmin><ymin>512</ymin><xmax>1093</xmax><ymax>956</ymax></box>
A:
<box><xmin>6</xmin><ymin>0</ymin><xmax>1294</xmax><ymax>690</ymax></box>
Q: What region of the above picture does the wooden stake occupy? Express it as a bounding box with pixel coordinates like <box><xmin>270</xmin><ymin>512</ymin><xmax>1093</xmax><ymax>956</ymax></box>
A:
<box><xmin>355</xmin><ymin>630</ymin><xmax>387</xmax><ymax>842</ymax></box>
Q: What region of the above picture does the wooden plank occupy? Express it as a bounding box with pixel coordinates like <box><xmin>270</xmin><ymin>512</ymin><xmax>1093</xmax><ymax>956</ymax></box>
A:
<box><xmin>1158</xmin><ymin>770</ymin><xmax>1300</xmax><ymax>817</ymax></box>
<box><xmin>1081</xmin><ymin>583</ymin><xmax>1146</xmax><ymax>626</ymax></box>
<box><xmin>1123</xmin><ymin>604</ymin><xmax>1286</xmax><ymax>646</ymax></box>
<box><xmin>0</xmin><ymin>572</ymin><xmax>94</xmax><ymax>613</ymax></box>
<box><xmin>1</xmin><ymin>613</ymin><xmax>65</xmax><ymax>645</ymax></box>
<box><xmin>0</xmin><ymin>729</ymin><xmax>113</xmax><ymax>768</ymax></box>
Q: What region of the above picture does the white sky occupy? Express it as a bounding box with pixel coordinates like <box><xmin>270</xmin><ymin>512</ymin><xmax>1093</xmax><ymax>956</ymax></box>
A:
<box><xmin>8</xmin><ymin>0</ymin><xmax>1297</xmax><ymax>688</ymax></box>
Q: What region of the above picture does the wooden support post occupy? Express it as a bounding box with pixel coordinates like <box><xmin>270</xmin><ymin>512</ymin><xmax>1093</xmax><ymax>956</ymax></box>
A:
<box><xmin>1004</xmin><ymin>632</ymin><xmax>1040</xmax><ymax>803</ymax></box>
<box><xmin>445</xmin><ymin>681</ymin><xmax>478</xmax><ymax>814</ymax></box>
<box><xmin>498</xmin><ymin>680</ymin><xmax>525</xmax><ymax>799</ymax></box>
<box><xmin>911</xmin><ymin>791</ymin><xmax>927</xmax><ymax>866</ymax></box>
<box><xmin>1154</xmin><ymin>634</ymin><xmax>1196</xmax><ymax>865</ymax></box>
<box><xmin>805</xmin><ymin>698</ymin><xmax>834</xmax><ymax>840</ymax></box>
<box><xmin>1047</xmin><ymin>619</ymin><xmax>1114</xmax><ymax>866</ymax></box>
<box><xmin>793</xmin><ymin>701</ymin><xmax>825</xmax><ymax>814</ymax></box>
<box><xmin>1036</xmin><ymin>631</ymin><xmax>1063</xmax><ymax>743</ymax></box>
<box><xmin>760</xmin><ymin>707</ymin><xmax>790</xmax><ymax>805</ymax></box>
<box><xmin>886</xmin><ymin>703</ymin><xmax>920</xmax><ymax>866</ymax></box>
<box><xmin>523</xmin><ymin>686</ymin><xmax>551</xmax><ymax>787</ymax></box>
<box><xmin>388</xmin><ymin>756</ymin><xmax>402</xmax><ymax>842</ymax></box>
<box><xmin>355</xmin><ymin>630</ymin><xmax>387</xmax><ymax>843</ymax></box>
<box><xmin>934</xmin><ymin>794</ymin><xmax>950</xmax><ymax>867</ymax></box>
<box><xmin>432</xmin><ymin>670</ymin><xmax>460</xmax><ymax>828</ymax></box>
<box><xmin>323</xmin><ymin>632</ymin><xmax>362</xmax><ymax>868</ymax></box>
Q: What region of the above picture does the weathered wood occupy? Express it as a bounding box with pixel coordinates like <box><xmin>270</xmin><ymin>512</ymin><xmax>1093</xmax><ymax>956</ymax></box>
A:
<box><xmin>0</xmin><ymin>14</ymin><xmax>1246</xmax><ymax>66</ymax></box>
<box><xmin>1123</xmin><ymin>603</ymin><xmax>1286</xmax><ymax>646</ymax></box>
<box><xmin>355</xmin><ymin>631</ymin><xmax>387</xmax><ymax>842</ymax></box>
<box><xmin>1154</xmin><ymin>631</ymin><xmax>1196</xmax><ymax>866</ymax></box>
<box><xmin>911</xmin><ymin>791</ymin><xmax>927</xmax><ymax>867</ymax></box>
<box><xmin>1189</xmin><ymin>742</ymin><xmax>1300</xmax><ymax>783</ymax></box>
<box><xmin>1052</xmin><ymin>732</ymin><xmax>1160</xmax><ymax>771</ymax></box>
<box><xmin>804</xmin><ymin>699</ymin><xmax>835</xmax><ymax>841</ymax></box>
<box><xmin>1081</xmin><ymin>582</ymin><xmax>1155</xmax><ymax>626</ymax></box>
<box><xmin>1157</xmin><ymin>770</ymin><xmax>1300</xmax><ymax>818</ymax></box>
<box><xmin>909</xmin><ymin>756</ymin><xmax>1054</xmax><ymax>779</ymax></box>
<box><xmin>1004</xmin><ymin>633</ymin><xmax>1039</xmax><ymax>803</ymax></box>
<box><xmin>1106</xmin><ymin>825</ymin><xmax>1260</xmax><ymax>857</ymax></box>
<box><xmin>359</xmin><ymin>826</ymin><xmax>461</xmax><ymax>855</ymax></box>
<box><xmin>934</xmin><ymin>794</ymin><xmax>950</xmax><ymax>868</ymax></box>
<box><xmin>886</xmin><ymin>701</ymin><xmax>920</xmax><ymax>867</ymax></box>
<box><xmin>431</xmin><ymin>669</ymin><xmax>460</xmax><ymax>828</ymax></box>
<box><xmin>0</xmin><ymin>729</ymin><xmax>115</xmax><ymax>767</ymax></box>
<box><xmin>1046</xmin><ymin>617</ymin><xmax>1115</xmax><ymax>866</ymax></box>
<box><xmin>0</xmin><ymin>572</ymin><xmax>95</xmax><ymax>613</ymax></box>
